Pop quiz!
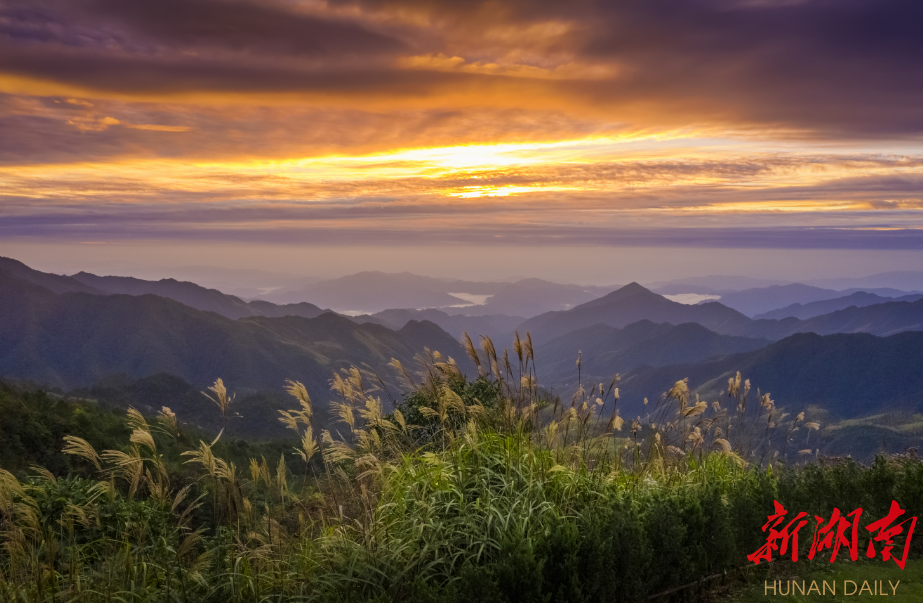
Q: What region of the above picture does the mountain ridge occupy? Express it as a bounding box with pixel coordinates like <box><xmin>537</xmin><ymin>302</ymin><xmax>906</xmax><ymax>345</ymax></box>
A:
<box><xmin>755</xmin><ymin>291</ymin><xmax>923</xmax><ymax>320</ymax></box>
<box><xmin>0</xmin><ymin>268</ymin><xmax>473</xmax><ymax>402</ymax></box>
<box><xmin>533</xmin><ymin>319</ymin><xmax>771</xmax><ymax>388</ymax></box>
<box><xmin>70</xmin><ymin>271</ymin><xmax>328</xmax><ymax>320</ymax></box>
<box><xmin>616</xmin><ymin>331</ymin><xmax>923</xmax><ymax>420</ymax></box>
<box><xmin>0</xmin><ymin>257</ymin><xmax>105</xmax><ymax>296</ymax></box>
<box><xmin>519</xmin><ymin>282</ymin><xmax>923</xmax><ymax>343</ymax></box>
<box><xmin>519</xmin><ymin>282</ymin><xmax>758</xmax><ymax>341</ymax></box>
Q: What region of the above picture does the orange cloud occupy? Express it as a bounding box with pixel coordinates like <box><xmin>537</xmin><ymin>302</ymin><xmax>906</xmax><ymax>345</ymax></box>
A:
<box><xmin>2</xmin><ymin>0</ymin><xmax>923</xmax><ymax>252</ymax></box>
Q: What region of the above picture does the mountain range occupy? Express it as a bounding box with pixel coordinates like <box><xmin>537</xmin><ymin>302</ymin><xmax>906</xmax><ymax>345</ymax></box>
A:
<box><xmin>806</xmin><ymin>271</ymin><xmax>923</xmax><ymax>291</ymax></box>
<box><xmin>21</xmin><ymin>252</ymin><xmax>921</xmax><ymax>328</ymax></box>
<box><xmin>0</xmin><ymin>256</ymin><xmax>104</xmax><ymax>295</ymax></box>
<box><xmin>521</xmin><ymin>283</ymin><xmax>754</xmax><ymax>340</ymax></box>
<box><xmin>616</xmin><ymin>331</ymin><xmax>923</xmax><ymax>420</ymax></box>
<box><xmin>263</xmin><ymin>271</ymin><xmax>619</xmax><ymax>316</ymax></box>
<box><xmin>645</xmin><ymin>275</ymin><xmax>789</xmax><ymax>291</ymax></box>
<box><xmin>645</xmin><ymin>271</ymin><xmax>923</xmax><ymax>294</ymax></box>
<box><xmin>0</xmin><ymin>266</ymin><xmax>473</xmax><ymax>400</ymax></box>
<box><xmin>71</xmin><ymin>271</ymin><xmax>329</xmax><ymax>320</ymax></box>
<box><xmin>533</xmin><ymin>320</ymin><xmax>770</xmax><ymax>388</ymax></box>
<box><xmin>449</xmin><ymin>279</ymin><xmax>619</xmax><ymax>317</ymax></box>
<box><xmin>713</xmin><ymin>284</ymin><xmax>856</xmax><ymax>317</ymax></box>
<box><xmin>3</xmin><ymin>256</ymin><xmax>923</xmax><ymax>436</ymax></box>
<box><xmin>0</xmin><ymin>257</ymin><xmax>329</xmax><ymax>321</ymax></box>
<box><xmin>520</xmin><ymin>282</ymin><xmax>923</xmax><ymax>342</ymax></box>
<box><xmin>755</xmin><ymin>291</ymin><xmax>923</xmax><ymax>320</ymax></box>
<box><xmin>708</xmin><ymin>283</ymin><xmax>922</xmax><ymax>317</ymax></box>
<box><xmin>361</xmin><ymin>309</ymin><xmax>524</xmax><ymax>344</ymax></box>
<box><xmin>265</xmin><ymin>272</ymin><xmax>485</xmax><ymax>312</ymax></box>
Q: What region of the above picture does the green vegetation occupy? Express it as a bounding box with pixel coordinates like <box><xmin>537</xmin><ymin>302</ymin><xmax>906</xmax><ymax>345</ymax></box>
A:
<box><xmin>0</xmin><ymin>338</ymin><xmax>921</xmax><ymax>602</ymax></box>
<box><xmin>0</xmin><ymin>380</ymin><xmax>299</xmax><ymax>481</ymax></box>
<box><xmin>818</xmin><ymin>411</ymin><xmax>923</xmax><ymax>460</ymax></box>
<box><xmin>67</xmin><ymin>373</ymin><xmax>303</xmax><ymax>440</ymax></box>
<box><xmin>0</xmin><ymin>384</ymin><xmax>130</xmax><ymax>476</ymax></box>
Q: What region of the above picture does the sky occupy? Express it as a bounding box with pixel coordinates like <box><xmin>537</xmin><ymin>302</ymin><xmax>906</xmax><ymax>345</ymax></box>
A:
<box><xmin>2</xmin><ymin>0</ymin><xmax>923</xmax><ymax>283</ymax></box>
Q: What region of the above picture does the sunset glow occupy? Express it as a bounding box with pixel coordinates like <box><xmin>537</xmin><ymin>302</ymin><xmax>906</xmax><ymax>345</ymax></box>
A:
<box><xmin>2</xmin><ymin>0</ymin><xmax>923</xmax><ymax>274</ymax></box>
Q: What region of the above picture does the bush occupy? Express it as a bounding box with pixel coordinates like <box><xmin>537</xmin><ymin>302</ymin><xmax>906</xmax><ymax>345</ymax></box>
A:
<box><xmin>1</xmin><ymin>355</ymin><xmax>920</xmax><ymax>602</ymax></box>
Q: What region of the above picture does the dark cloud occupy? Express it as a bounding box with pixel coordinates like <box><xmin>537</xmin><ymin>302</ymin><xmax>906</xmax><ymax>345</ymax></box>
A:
<box><xmin>571</xmin><ymin>0</ymin><xmax>923</xmax><ymax>136</ymax></box>
<box><xmin>0</xmin><ymin>0</ymin><xmax>407</xmax><ymax>57</ymax></box>
<box><xmin>2</xmin><ymin>0</ymin><xmax>923</xmax><ymax>137</ymax></box>
<box><xmin>81</xmin><ymin>0</ymin><xmax>407</xmax><ymax>57</ymax></box>
<box><xmin>0</xmin><ymin>39</ymin><xmax>438</xmax><ymax>94</ymax></box>
<box><xmin>325</xmin><ymin>0</ymin><xmax>584</xmax><ymax>25</ymax></box>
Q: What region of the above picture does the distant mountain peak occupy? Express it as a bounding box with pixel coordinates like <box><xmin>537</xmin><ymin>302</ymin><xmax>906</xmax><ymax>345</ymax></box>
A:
<box><xmin>580</xmin><ymin>281</ymin><xmax>658</xmax><ymax>308</ymax></box>
<box><xmin>0</xmin><ymin>257</ymin><xmax>104</xmax><ymax>295</ymax></box>
<box><xmin>398</xmin><ymin>319</ymin><xmax>450</xmax><ymax>337</ymax></box>
<box><xmin>518</xmin><ymin>279</ymin><xmax>755</xmax><ymax>341</ymax></box>
<box><xmin>599</xmin><ymin>282</ymin><xmax>653</xmax><ymax>298</ymax></box>
<box><xmin>619</xmin><ymin>282</ymin><xmax>651</xmax><ymax>293</ymax></box>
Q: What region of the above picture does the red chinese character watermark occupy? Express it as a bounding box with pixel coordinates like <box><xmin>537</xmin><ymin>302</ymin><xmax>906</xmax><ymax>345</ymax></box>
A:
<box><xmin>748</xmin><ymin>500</ymin><xmax>916</xmax><ymax>567</ymax></box>
<box><xmin>807</xmin><ymin>507</ymin><xmax>862</xmax><ymax>562</ymax></box>
<box><xmin>865</xmin><ymin>500</ymin><xmax>917</xmax><ymax>570</ymax></box>
<box><xmin>747</xmin><ymin>500</ymin><xmax>809</xmax><ymax>564</ymax></box>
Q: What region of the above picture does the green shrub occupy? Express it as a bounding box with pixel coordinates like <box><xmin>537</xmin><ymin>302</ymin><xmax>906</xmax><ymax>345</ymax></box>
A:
<box><xmin>1</xmin><ymin>351</ymin><xmax>920</xmax><ymax>602</ymax></box>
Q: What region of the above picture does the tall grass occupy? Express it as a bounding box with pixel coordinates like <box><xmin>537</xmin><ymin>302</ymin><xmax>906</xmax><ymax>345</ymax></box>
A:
<box><xmin>0</xmin><ymin>334</ymin><xmax>919</xmax><ymax>602</ymax></box>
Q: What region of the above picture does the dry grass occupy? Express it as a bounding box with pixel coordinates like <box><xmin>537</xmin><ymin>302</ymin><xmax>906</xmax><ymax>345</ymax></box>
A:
<box><xmin>0</xmin><ymin>333</ymin><xmax>860</xmax><ymax>603</ymax></box>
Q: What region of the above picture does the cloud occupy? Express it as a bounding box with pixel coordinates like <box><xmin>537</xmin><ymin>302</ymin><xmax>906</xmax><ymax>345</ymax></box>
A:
<box><xmin>571</xmin><ymin>0</ymin><xmax>923</xmax><ymax>137</ymax></box>
<box><xmin>3</xmin><ymin>148</ymin><xmax>923</xmax><ymax>251</ymax></box>
<box><xmin>2</xmin><ymin>0</ymin><xmax>923</xmax><ymax>253</ymax></box>
<box><xmin>4</xmin><ymin>141</ymin><xmax>923</xmax><ymax>211</ymax></box>
<box><xmin>1</xmin><ymin>0</ymin><xmax>408</xmax><ymax>57</ymax></box>
<box><xmin>0</xmin><ymin>93</ymin><xmax>618</xmax><ymax>164</ymax></box>
<box><xmin>126</xmin><ymin>124</ymin><xmax>190</xmax><ymax>132</ymax></box>
<box><xmin>3</xmin><ymin>205</ymin><xmax>923</xmax><ymax>250</ymax></box>
<box><xmin>1</xmin><ymin>0</ymin><xmax>921</xmax><ymax>137</ymax></box>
